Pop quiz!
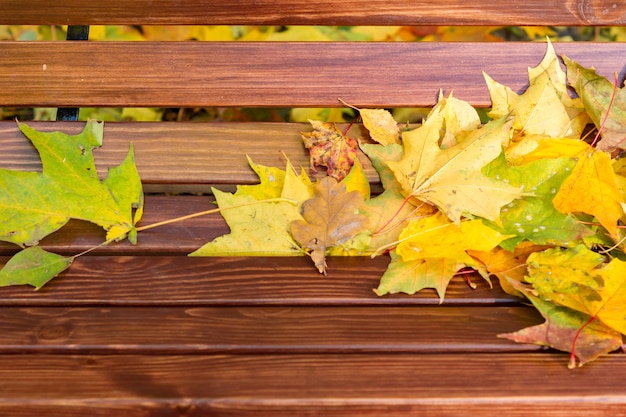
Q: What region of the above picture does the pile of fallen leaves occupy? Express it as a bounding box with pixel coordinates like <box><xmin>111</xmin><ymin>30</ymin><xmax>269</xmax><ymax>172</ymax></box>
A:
<box><xmin>195</xmin><ymin>41</ymin><xmax>626</xmax><ymax>368</ymax></box>
<box><xmin>2</xmin><ymin>41</ymin><xmax>626</xmax><ymax>367</ymax></box>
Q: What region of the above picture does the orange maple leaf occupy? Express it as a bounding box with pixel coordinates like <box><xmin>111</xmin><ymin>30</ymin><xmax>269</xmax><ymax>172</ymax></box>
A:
<box><xmin>301</xmin><ymin>120</ymin><xmax>358</xmax><ymax>182</ymax></box>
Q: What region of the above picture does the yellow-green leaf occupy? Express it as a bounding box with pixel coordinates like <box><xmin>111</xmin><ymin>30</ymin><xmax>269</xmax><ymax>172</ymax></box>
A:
<box><xmin>374</xmin><ymin>251</ymin><xmax>464</xmax><ymax>303</ymax></box>
<box><xmin>0</xmin><ymin>247</ymin><xmax>72</xmax><ymax>290</ymax></box>
<box><xmin>1</xmin><ymin>121</ymin><xmax>143</xmax><ymax>246</ymax></box>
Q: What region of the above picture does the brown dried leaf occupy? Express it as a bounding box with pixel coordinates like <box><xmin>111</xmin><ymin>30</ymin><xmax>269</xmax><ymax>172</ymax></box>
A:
<box><xmin>291</xmin><ymin>177</ymin><xmax>369</xmax><ymax>274</ymax></box>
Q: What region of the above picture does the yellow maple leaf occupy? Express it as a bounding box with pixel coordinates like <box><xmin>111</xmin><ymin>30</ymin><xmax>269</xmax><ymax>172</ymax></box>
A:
<box><xmin>387</xmin><ymin>115</ymin><xmax>526</xmax><ymax>224</ymax></box>
<box><xmin>592</xmin><ymin>259</ymin><xmax>626</xmax><ymax>335</ymax></box>
<box><xmin>396</xmin><ymin>212</ymin><xmax>513</xmax><ymax>266</ymax></box>
<box><xmin>505</xmin><ymin>134</ymin><xmax>591</xmax><ymax>165</ymax></box>
<box><xmin>360</xmin><ymin>108</ymin><xmax>400</xmax><ymax>146</ymax></box>
<box><xmin>553</xmin><ymin>149</ymin><xmax>625</xmax><ymax>236</ymax></box>
<box><xmin>190</xmin><ymin>158</ymin><xmax>310</xmax><ymax>257</ymax></box>
<box><xmin>338</xmin><ymin>100</ymin><xmax>400</xmax><ymax>146</ymax></box>
<box><xmin>468</xmin><ymin>243</ymin><xmax>552</xmax><ymax>297</ymax></box>
<box><xmin>485</xmin><ymin>40</ymin><xmax>589</xmax><ymax>139</ymax></box>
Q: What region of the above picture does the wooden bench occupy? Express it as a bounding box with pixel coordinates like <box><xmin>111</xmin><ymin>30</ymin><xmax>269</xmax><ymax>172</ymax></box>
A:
<box><xmin>1</xmin><ymin>1</ymin><xmax>626</xmax><ymax>415</ymax></box>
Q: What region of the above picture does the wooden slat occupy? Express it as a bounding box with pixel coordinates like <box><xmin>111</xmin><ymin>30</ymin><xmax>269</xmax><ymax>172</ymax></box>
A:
<box><xmin>0</xmin><ymin>255</ymin><xmax>517</xmax><ymax>306</ymax></box>
<box><xmin>0</xmin><ymin>305</ymin><xmax>543</xmax><ymax>353</ymax></box>
<box><xmin>2</xmin><ymin>42</ymin><xmax>625</xmax><ymax>108</ymax></box>
<box><xmin>0</xmin><ymin>121</ymin><xmax>375</xmax><ymax>192</ymax></box>
<box><xmin>0</xmin><ymin>0</ymin><xmax>624</xmax><ymax>25</ymax></box>
<box><xmin>0</xmin><ymin>353</ymin><xmax>625</xmax><ymax>417</ymax></box>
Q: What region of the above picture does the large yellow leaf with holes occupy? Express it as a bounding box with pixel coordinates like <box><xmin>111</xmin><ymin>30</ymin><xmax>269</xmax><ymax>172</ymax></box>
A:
<box><xmin>396</xmin><ymin>212</ymin><xmax>512</xmax><ymax>266</ymax></box>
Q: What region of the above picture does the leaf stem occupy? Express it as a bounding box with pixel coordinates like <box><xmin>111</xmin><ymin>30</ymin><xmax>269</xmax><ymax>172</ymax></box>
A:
<box><xmin>69</xmin><ymin>236</ymin><xmax>118</xmax><ymax>260</ymax></box>
<box><xmin>135</xmin><ymin>197</ymin><xmax>297</xmax><ymax>233</ymax></box>
<box><xmin>569</xmin><ymin>315</ymin><xmax>596</xmax><ymax>369</ymax></box>
<box><xmin>590</xmin><ymin>72</ymin><xmax>619</xmax><ymax>148</ymax></box>
<box><xmin>67</xmin><ymin>197</ymin><xmax>299</xmax><ymax>261</ymax></box>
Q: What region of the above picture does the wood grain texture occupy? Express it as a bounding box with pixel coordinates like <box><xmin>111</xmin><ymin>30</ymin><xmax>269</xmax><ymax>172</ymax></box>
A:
<box><xmin>0</xmin><ymin>306</ymin><xmax>543</xmax><ymax>353</ymax></box>
<box><xmin>0</xmin><ymin>255</ymin><xmax>516</xmax><ymax>306</ymax></box>
<box><xmin>4</xmin><ymin>4</ymin><xmax>626</xmax><ymax>414</ymax></box>
<box><xmin>0</xmin><ymin>0</ymin><xmax>624</xmax><ymax>25</ymax></box>
<box><xmin>0</xmin><ymin>354</ymin><xmax>625</xmax><ymax>417</ymax></box>
<box><xmin>0</xmin><ymin>121</ymin><xmax>375</xmax><ymax>192</ymax></box>
<box><xmin>2</xmin><ymin>42</ymin><xmax>625</xmax><ymax>108</ymax></box>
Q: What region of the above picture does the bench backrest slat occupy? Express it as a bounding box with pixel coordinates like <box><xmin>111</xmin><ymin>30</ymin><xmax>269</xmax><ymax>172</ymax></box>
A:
<box><xmin>0</xmin><ymin>0</ymin><xmax>624</xmax><ymax>26</ymax></box>
<box><xmin>2</xmin><ymin>42</ymin><xmax>625</xmax><ymax>109</ymax></box>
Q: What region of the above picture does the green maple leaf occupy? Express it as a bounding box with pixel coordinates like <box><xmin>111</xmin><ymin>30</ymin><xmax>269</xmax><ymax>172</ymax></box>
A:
<box><xmin>483</xmin><ymin>154</ymin><xmax>592</xmax><ymax>250</ymax></box>
<box><xmin>0</xmin><ymin>120</ymin><xmax>143</xmax><ymax>246</ymax></box>
<box><xmin>0</xmin><ymin>121</ymin><xmax>143</xmax><ymax>289</ymax></box>
<box><xmin>0</xmin><ymin>247</ymin><xmax>73</xmax><ymax>290</ymax></box>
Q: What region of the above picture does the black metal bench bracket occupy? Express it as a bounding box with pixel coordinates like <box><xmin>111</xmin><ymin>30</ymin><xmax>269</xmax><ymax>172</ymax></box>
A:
<box><xmin>56</xmin><ymin>25</ymin><xmax>90</xmax><ymax>122</ymax></box>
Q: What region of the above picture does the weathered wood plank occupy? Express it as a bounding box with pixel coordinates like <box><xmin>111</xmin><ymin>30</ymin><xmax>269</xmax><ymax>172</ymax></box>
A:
<box><xmin>0</xmin><ymin>305</ymin><xmax>543</xmax><ymax>353</ymax></box>
<box><xmin>0</xmin><ymin>255</ymin><xmax>516</xmax><ymax>306</ymax></box>
<box><xmin>0</xmin><ymin>0</ymin><xmax>623</xmax><ymax>25</ymax></box>
<box><xmin>0</xmin><ymin>353</ymin><xmax>625</xmax><ymax>417</ymax></box>
<box><xmin>0</xmin><ymin>121</ymin><xmax>374</xmax><ymax>192</ymax></box>
<box><xmin>1</xmin><ymin>42</ymin><xmax>625</xmax><ymax>108</ymax></box>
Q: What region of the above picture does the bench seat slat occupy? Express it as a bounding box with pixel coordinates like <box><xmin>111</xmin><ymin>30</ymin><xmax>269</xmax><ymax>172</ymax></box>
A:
<box><xmin>0</xmin><ymin>0</ymin><xmax>624</xmax><ymax>26</ymax></box>
<box><xmin>0</xmin><ymin>305</ymin><xmax>542</xmax><ymax>353</ymax></box>
<box><xmin>0</xmin><ymin>255</ymin><xmax>516</xmax><ymax>306</ymax></box>
<box><xmin>0</xmin><ymin>353</ymin><xmax>625</xmax><ymax>417</ymax></box>
<box><xmin>2</xmin><ymin>42</ymin><xmax>625</xmax><ymax>108</ymax></box>
<box><xmin>0</xmin><ymin>121</ymin><xmax>372</xmax><ymax>193</ymax></box>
